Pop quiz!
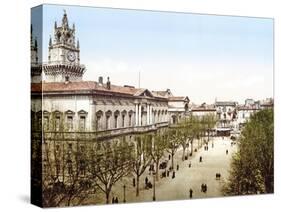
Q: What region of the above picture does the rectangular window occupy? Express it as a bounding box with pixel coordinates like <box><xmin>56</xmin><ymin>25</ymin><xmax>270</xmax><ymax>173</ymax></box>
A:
<box><xmin>122</xmin><ymin>115</ymin><xmax>125</xmax><ymax>127</ymax></box>
<box><xmin>96</xmin><ymin>115</ymin><xmax>101</xmax><ymax>130</ymax></box>
<box><xmin>67</xmin><ymin>116</ymin><xmax>73</xmax><ymax>131</ymax></box>
<box><xmin>129</xmin><ymin>114</ymin><xmax>132</xmax><ymax>127</ymax></box>
<box><xmin>79</xmin><ymin>116</ymin><xmax>86</xmax><ymax>131</ymax></box>
<box><xmin>114</xmin><ymin>115</ymin><xmax>118</xmax><ymax>128</ymax></box>
<box><xmin>55</xmin><ymin>116</ymin><xmax>60</xmax><ymax>131</ymax></box>
<box><xmin>106</xmin><ymin>116</ymin><xmax>110</xmax><ymax>129</ymax></box>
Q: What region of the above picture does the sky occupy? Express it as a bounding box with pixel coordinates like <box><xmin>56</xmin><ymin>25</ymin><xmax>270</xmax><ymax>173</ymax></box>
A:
<box><xmin>31</xmin><ymin>4</ymin><xmax>274</xmax><ymax>104</ymax></box>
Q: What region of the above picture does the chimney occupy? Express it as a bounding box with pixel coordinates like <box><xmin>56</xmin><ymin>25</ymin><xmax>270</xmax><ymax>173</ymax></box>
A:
<box><xmin>106</xmin><ymin>77</ymin><xmax>111</xmax><ymax>89</ymax></box>
<box><xmin>98</xmin><ymin>76</ymin><xmax>103</xmax><ymax>85</ymax></box>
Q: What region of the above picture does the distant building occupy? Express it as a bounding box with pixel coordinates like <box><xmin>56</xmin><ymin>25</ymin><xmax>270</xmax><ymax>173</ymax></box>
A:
<box><xmin>215</xmin><ymin>101</ymin><xmax>238</xmax><ymax>136</ymax></box>
<box><xmin>191</xmin><ymin>103</ymin><xmax>216</xmax><ymax>117</ymax></box>
<box><xmin>152</xmin><ymin>89</ymin><xmax>190</xmax><ymax>124</ymax></box>
<box><xmin>245</xmin><ymin>98</ymin><xmax>255</xmax><ymax>107</ymax></box>
<box><xmin>215</xmin><ymin>101</ymin><xmax>237</xmax><ymax>125</ymax></box>
<box><xmin>237</xmin><ymin>105</ymin><xmax>259</xmax><ymax>129</ymax></box>
<box><xmin>260</xmin><ymin>98</ymin><xmax>274</xmax><ymax>110</ymax></box>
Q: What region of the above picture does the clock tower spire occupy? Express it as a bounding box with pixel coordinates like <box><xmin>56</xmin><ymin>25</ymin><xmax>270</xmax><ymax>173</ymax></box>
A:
<box><xmin>44</xmin><ymin>10</ymin><xmax>85</xmax><ymax>82</ymax></box>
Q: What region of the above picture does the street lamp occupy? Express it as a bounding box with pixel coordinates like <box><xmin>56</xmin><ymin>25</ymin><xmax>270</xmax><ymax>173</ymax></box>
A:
<box><xmin>152</xmin><ymin>171</ymin><xmax>156</xmax><ymax>201</ymax></box>
<box><xmin>123</xmin><ymin>184</ymin><xmax>126</xmax><ymax>203</ymax></box>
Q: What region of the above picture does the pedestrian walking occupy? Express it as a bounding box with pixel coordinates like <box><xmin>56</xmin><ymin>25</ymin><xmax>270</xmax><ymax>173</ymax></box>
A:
<box><xmin>176</xmin><ymin>164</ymin><xmax>179</xmax><ymax>171</ymax></box>
<box><xmin>204</xmin><ymin>184</ymin><xmax>208</xmax><ymax>193</ymax></box>
<box><xmin>189</xmin><ymin>189</ymin><xmax>193</xmax><ymax>198</ymax></box>
<box><xmin>188</xmin><ymin>161</ymin><xmax>191</xmax><ymax>168</ymax></box>
<box><xmin>226</xmin><ymin>149</ymin><xmax>228</xmax><ymax>155</ymax></box>
<box><xmin>172</xmin><ymin>171</ymin><xmax>175</xmax><ymax>179</ymax></box>
<box><xmin>145</xmin><ymin>176</ymin><xmax>148</xmax><ymax>185</ymax></box>
<box><xmin>201</xmin><ymin>184</ymin><xmax>204</xmax><ymax>192</ymax></box>
<box><xmin>199</xmin><ymin>156</ymin><xmax>202</xmax><ymax>162</ymax></box>
<box><xmin>115</xmin><ymin>197</ymin><xmax>119</xmax><ymax>204</ymax></box>
<box><xmin>169</xmin><ymin>154</ymin><xmax>171</xmax><ymax>160</ymax></box>
<box><xmin>112</xmin><ymin>197</ymin><xmax>115</xmax><ymax>204</ymax></box>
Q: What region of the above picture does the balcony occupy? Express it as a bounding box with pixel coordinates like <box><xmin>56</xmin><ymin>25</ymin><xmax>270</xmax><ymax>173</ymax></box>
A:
<box><xmin>32</xmin><ymin>122</ymin><xmax>169</xmax><ymax>141</ymax></box>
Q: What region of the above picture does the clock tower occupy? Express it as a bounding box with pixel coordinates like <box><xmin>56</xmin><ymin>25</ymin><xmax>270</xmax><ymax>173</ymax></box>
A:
<box><xmin>44</xmin><ymin>10</ymin><xmax>85</xmax><ymax>82</ymax></box>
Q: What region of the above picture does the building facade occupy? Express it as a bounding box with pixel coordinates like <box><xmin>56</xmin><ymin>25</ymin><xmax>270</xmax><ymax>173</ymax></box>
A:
<box><xmin>31</xmin><ymin>11</ymin><xmax>190</xmax><ymax>140</ymax></box>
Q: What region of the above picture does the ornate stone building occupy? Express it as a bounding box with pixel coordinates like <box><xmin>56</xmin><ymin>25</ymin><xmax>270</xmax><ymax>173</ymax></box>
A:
<box><xmin>31</xmin><ymin>11</ymin><xmax>190</xmax><ymax>140</ymax></box>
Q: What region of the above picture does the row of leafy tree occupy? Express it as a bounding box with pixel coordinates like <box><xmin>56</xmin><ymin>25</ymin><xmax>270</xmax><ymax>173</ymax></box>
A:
<box><xmin>223</xmin><ymin>109</ymin><xmax>274</xmax><ymax>195</ymax></box>
<box><xmin>32</xmin><ymin>113</ymin><xmax>217</xmax><ymax>207</ymax></box>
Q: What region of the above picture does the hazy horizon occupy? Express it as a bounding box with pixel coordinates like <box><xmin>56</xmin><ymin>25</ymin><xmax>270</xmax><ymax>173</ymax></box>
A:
<box><xmin>31</xmin><ymin>5</ymin><xmax>274</xmax><ymax>105</ymax></box>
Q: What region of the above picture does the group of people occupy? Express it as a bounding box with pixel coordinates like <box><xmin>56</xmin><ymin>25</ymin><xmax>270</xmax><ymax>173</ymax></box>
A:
<box><xmin>201</xmin><ymin>183</ymin><xmax>208</xmax><ymax>193</ymax></box>
<box><xmin>204</xmin><ymin>145</ymin><xmax>209</xmax><ymax>151</ymax></box>
<box><xmin>145</xmin><ymin>176</ymin><xmax>153</xmax><ymax>189</ymax></box>
<box><xmin>112</xmin><ymin>196</ymin><xmax>119</xmax><ymax>204</ymax></box>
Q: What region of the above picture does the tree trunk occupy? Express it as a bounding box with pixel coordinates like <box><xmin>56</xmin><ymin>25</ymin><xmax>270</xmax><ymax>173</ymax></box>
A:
<box><xmin>156</xmin><ymin>160</ymin><xmax>159</xmax><ymax>181</ymax></box>
<box><xmin>171</xmin><ymin>153</ymin><xmax>174</xmax><ymax>170</ymax></box>
<box><xmin>136</xmin><ymin>175</ymin><xmax>140</xmax><ymax>196</ymax></box>
<box><xmin>67</xmin><ymin>195</ymin><xmax>72</xmax><ymax>206</ymax></box>
<box><xmin>182</xmin><ymin>146</ymin><xmax>186</xmax><ymax>161</ymax></box>
<box><xmin>106</xmin><ymin>189</ymin><xmax>110</xmax><ymax>204</ymax></box>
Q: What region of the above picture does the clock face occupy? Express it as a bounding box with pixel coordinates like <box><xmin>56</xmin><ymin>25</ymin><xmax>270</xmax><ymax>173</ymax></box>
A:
<box><xmin>67</xmin><ymin>51</ymin><xmax>76</xmax><ymax>62</ymax></box>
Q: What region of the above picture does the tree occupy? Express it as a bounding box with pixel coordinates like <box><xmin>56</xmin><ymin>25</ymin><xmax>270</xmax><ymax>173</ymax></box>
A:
<box><xmin>132</xmin><ymin>134</ymin><xmax>153</xmax><ymax>196</ymax></box>
<box><xmin>184</xmin><ymin>115</ymin><xmax>201</xmax><ymax>156</ymax></box>
<box><xmin>223</xmin><ymin>109</ymin><xmax>274</xmax><ymax>195</ymax></box>
<box><xmin>151</xmin><ymin>131</ymin><xmax>168</xmax><ymax>181</ymax></box>
<box><xmin>41</xmin><ymin>115</ymin><xmax>94</xmax><ymax>207</ymax></box>
<box><xmin>89</xmin><ymin>138</ymin><xmax>134</xmax><ymax>204</ymax></box>
<box><xmin>166</xmin><ymin>128</ymin><xmax>180</xmax><ymax>170</ymax></box>
<box><xmin>204</xmin><ymin>113</ymin><xmax>217</xmax><ymax>142</ymax></box>
<box><xmin>42</xmin><ymin>139</ymin><xmax>93</xmax><ymax>207</ymax></box>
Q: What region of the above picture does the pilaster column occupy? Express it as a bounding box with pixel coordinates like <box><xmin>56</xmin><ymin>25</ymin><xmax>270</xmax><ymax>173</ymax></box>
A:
<box><xmin>147</xmin><ymin>104</ymin><xmax>150</xmax><ymax>125</ymax></box>
<box><xmin>149</xmin><ymin>105</ymin><xmax>151</xmax><ymax>124</ymax></box>
<box><xmin>138</xmin><ymin>104</ymin><xmax>142</xmax><ymax>126</ymax></box>
<box><xmin>135</xmin><ymin>103</ymin><xmax>139</xmax><ymax>126</ymax></box>
<box><xmin>150</xmin><ymin>106</ymin><xmax>153</xmax><ymax>124</ymax></box>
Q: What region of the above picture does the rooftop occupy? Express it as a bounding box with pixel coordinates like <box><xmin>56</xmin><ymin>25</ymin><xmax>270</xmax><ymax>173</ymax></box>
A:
<box><xmin>31</xmin><ymin>81</ymin><xmax>166</xmax><ymax>100</ymax></box>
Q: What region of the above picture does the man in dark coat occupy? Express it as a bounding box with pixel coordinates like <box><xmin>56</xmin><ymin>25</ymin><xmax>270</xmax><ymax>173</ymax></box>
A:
<box><xmin>189</xmin><ymin>189</ymin><xmax>193</xmax><ymax>198</ymax></box>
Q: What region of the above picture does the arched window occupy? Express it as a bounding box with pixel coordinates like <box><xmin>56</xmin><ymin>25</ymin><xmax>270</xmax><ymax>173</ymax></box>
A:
<box><xmin>114</xmin><ymin>110</ymin><xmax>120</xmax><ymax>128</ymax></box>
<box><xmin>105</xmin><ymin>110</ymin><xmax>112</xmax><ymax>130</ymax></box>
<box><xmin>184</xmin><ymin>104</ymin><xmax>188</xmax><ymax>112</ymax></box>
<box><xmin>172</xmin><ymin>115</ymin><xmax>177</xmax><ymax>124</ymax></box>
<box><xmin>153</xmin><ymin>110</ymin><xmax>156</xmax><ymax>123</ymax></box>
<box><xmin>96</xmin><ymin>110</ymin><xmax>103</xmax><ymax>131</ymax></box>
<box><xmin>128</xmin><ymin>110</ymin><xmax>133</xmax><ymax>127</ymax></box>
<box><xmin>121</xmin><ymin>110</ymin><xmax>127</xmax><ymax>127</ymax></box>
<box><xmin>157</xmin><ymin>110</ymin><xmax>161</xmax><ymax>122</ymax></box>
